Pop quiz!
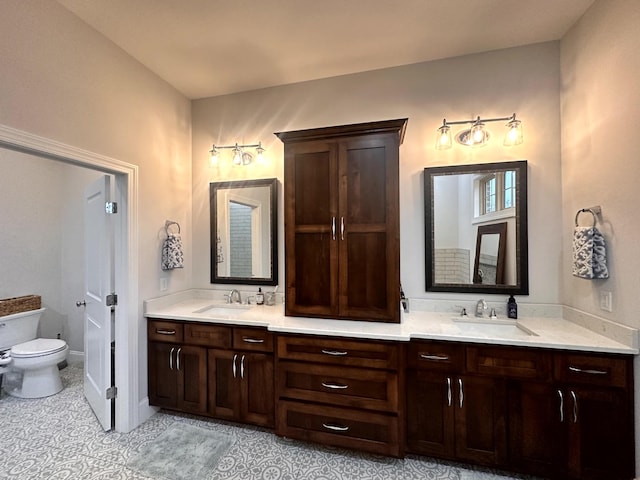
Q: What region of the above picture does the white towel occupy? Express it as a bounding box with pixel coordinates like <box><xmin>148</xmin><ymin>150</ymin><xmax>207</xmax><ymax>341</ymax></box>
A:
<box><xmin>572</xmin><ymin>226</ymin><xmax>608</xmax><ymax>279</ymax></box>
<box><xmin>162</xmin><ymin>233</ymin><xmax>184</xmax><ymax>270</ymax></box>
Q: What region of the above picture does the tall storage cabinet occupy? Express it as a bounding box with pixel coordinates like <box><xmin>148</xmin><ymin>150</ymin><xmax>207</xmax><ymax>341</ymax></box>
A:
<box><xmin>276</xmin><ymin>119</ymin><xmax>407</xmax><ymax>323</ymax></box>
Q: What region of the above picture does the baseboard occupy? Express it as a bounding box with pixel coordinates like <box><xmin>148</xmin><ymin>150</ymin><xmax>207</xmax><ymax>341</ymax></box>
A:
<box><xmin>67</xmin><ymin>350</ymin><xmax>84</xmax><ymax>364</ymax></box>
<box><xmin>138</xmin><ymin>397</ymin><xmax>159</xmax><ymax>426</ymax></box>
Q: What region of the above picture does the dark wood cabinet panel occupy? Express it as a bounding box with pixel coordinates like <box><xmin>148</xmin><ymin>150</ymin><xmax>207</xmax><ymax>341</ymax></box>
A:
<box><xmin>241</xmin><ymin>352</ymin><xmax>275</xmax><ymax>427</ymax></box>
<box><xmin>184</xmin><ymin>323</ymin><xmax>231</xmax><ymax>348</ymax></box>
<box><xmin>207</xmin><ymin>349</ymin><xmax>238</xmax><ymax>420</ymax></box>
<box><xmin>279</xmin><ymin>119</ymin><xmax>406</xmax><ymax>323</ymax></box>
<box><xmin>466</xmin><ymin>344</ymin><xmax>552</xmax><ymax>380</ymax></box>
<box><xmin>147</xmin><ymin>319</ymin><xmax>183</xmax><ymax>343</ymax></box>
<box><xmin>148</xmin><ymin>341</ymin><xmax>178</xmax><ymax>408</ymax></box>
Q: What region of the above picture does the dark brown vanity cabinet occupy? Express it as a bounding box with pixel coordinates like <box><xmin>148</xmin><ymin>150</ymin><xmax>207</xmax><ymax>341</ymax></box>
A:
<box><xmin>406</xmin><ymin>341</ymin><xmax>507</xmax><ymax>466</ymax></box>
<box><xmin>147</xmin><ymin>320</ymin><xmax>207</xmax><ymax>413</ymax></box>
<box><xmin>276</xmin><ymin>334</ymin><xmax>403</xmax><ymax>457</ymax></box>
<box><xmin>208</xmin><ymin>327</ymin><xmax>275</xmax><ymax>428</ymax></box>
<box><xmin>277</xmin><ymin>119</ymin><xmax>407</xmax><ymax>323</ymax></box>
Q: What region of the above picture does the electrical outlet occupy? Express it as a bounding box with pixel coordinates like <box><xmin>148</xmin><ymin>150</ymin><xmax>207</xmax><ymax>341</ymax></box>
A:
<box><xmin>600</xmin><ymin>291</ymin><xmax>612</xmax><ymax>312</ymax></box>
<box><xmin>160</xmin><ymin>277</ymin><xmax>168</xmax><ymax>291</ymax></box>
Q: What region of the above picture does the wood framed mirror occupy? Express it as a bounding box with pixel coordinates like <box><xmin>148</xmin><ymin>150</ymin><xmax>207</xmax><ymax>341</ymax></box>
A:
<box><xmin>210</xmin><ymin>178</ymin><xmax>278</xmax><ymax>286</ymax></box>
<box><xmin>424</xmin><ymin>160</ymin><xmax>528</xmax><ymax>294</ymax></box>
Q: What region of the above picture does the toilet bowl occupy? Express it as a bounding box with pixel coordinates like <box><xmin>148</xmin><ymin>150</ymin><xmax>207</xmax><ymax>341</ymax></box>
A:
<box><xmin>7</xmin><ymin>338</ymin><xmax>69</xmax><ymax>398</ymax></box>
<box><xmin>0</xmin><ymin>308</ymin><xmax>69</xmax><ymax>399</ymax></box>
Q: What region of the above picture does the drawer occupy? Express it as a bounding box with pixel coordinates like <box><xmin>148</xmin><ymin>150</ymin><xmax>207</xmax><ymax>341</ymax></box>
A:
<box><xmin>407</xmin><ymin>341</ymin><xmax>464</xmax><ymax>372</ymax></box>
<box><xmin>184</xmin><ymin>323</ymin><xmax>232</xmax><ymax>348</ymax></box>
<box><xmin>233</xmin><ymin>327</ymin><xmax>274</xmax><ymax>352</ymax></box>
<box><xmin>148</xmin><ymin>319</ymin><xmax>183</xmax><ymax>343</ymax></box>
<box><xmin>466</xmin><ymin>345</ymin><xmax>553</xmax><ymax>381</ymax></box>
<box><xmin>554</xmin><ymin>352</ymin><xmax>631</xmax><ymax>388</ymax></box>
<box><xmin>276</xmin><ymin>400</ymin><xmax>401</xmax><ymax>457</ymax></box>
<box><xmin>276</xmin><ymin>335</ymin><xmax>398</xmax><ymax>369</ymax></box>
<box><xmin>278</xmin><ymin>361</ymin><xmax>398</xmax><ymax>412</ymax></box>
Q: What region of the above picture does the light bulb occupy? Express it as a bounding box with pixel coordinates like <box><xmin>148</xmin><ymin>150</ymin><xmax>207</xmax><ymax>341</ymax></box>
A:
<box><xmin>504</xmin><ymin>119</ymin><xmax>523</xmax><ymax>146</ymax></box>
<box><xmin>435</xmin><ymin>124</ymin><xmax>452</xmax><ymax>150</ymax></box>
<box><xmin>209</xmin><ymin>147</ymin><xmax>218</xmax><ymax>165</ymax></box>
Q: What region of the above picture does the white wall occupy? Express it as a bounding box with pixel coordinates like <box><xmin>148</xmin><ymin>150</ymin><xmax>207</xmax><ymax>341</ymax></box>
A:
<box><xmin>192</xmin><ymin>42</ymin><xmax>563</xmax><ymax>306</ymax></box>
<box><xmin>0</xmin><ymin>0</ymin><xmax>192</xmax><ymax>402</ymax></box>
<box><xmin>560</xmin><ymin>0</ymin><xmax>640</xmax><ymax>471</ymax></box>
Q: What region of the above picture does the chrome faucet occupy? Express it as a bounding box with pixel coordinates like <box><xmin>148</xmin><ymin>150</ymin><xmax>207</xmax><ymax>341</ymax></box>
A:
<box><xmin>475</xmin><ymin>299</ymin><xmax>487</xmax><ymax>317</ymax></box>
<box><xmin>229</xmin><ymin>289</ymin><xmax>241</xmax><ymax>304</ymax></box>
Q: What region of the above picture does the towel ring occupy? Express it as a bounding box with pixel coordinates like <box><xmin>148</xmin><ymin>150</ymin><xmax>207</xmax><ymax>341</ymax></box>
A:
<box><xmin>574</xmin><ymin>208</ymin><xmax>597</xmax><ymax>227</ymax></box>
<box><xmin>165</xmin><ymin>220</ymin><xmax>181</xmax><ymax>235</ymax></box>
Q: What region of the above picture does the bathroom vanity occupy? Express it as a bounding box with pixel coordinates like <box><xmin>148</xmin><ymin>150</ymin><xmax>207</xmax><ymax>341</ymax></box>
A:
<box><xmin>144</xmin><ymin>292</ymin><xmax>637</xmax><ymax>480</ymax></box>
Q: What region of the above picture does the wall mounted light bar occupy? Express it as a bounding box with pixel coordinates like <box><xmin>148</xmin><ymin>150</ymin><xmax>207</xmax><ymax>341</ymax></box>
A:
<box><xmin>435</xmin><ymin>113</ymin><xmax>523</xmax><ymax>150</ymax></box>
<box><xmin>209</xmin><ymin>142</ymin><xmax>265</xmax><ymax>166</ymax></box>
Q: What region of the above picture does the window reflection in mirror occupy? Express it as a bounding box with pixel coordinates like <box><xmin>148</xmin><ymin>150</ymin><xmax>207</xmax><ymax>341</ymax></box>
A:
<box><xmin>425</xmin><ymin>160</ymin><xmax>528</xmax><ymax>295</ymax></box>
<box><xmin>210</xmin><ymin>178</ymin><xmax>278</xmax><ymax>286</ymax></box>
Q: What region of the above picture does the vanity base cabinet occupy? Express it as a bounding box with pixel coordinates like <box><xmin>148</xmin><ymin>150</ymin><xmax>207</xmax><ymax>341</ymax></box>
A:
<box><xmin>276</xmin><ymin>334</ymin><xmax>403</xmax><ymax>457</ymax></box>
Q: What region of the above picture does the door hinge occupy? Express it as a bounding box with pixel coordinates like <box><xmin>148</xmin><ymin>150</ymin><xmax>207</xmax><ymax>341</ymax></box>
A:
<box><xmin>106</xmin><ymin>386</ymin><xmax>117</xmax><ymax>400</ymax></box>
<box><xmin>106</xmin><ymin>293</ymin><xmax>118</xmax><ymax>306</ymax></box>
<box><xmin>105</xmin><ymin>202</ymin><xmax>118</xmax><ymax>214</ymax></box>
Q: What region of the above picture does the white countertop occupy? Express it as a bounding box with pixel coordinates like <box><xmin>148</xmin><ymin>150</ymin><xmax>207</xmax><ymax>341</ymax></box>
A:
<box><xmin>144</xmin><ymin>290</ymin><xmax>639</xmax><ymax>355</ymax></box>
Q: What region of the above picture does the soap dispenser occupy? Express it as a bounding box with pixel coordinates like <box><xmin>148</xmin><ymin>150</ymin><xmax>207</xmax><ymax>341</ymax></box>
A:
<box><xmin>256</xmin><ymin>288</ymin><xmax>264</xmax><ymax>305</ymax></box>
<box><xmin>507</xmin><ymin>295</ymin><xmax>518</xmax><ymax>319</ymax></box>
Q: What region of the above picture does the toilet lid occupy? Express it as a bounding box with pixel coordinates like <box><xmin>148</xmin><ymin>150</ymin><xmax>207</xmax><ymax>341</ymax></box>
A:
<box><xmin>11</xmin><ymin>338</ymin><xmax>67</xmax><ymax>358</ymax></box>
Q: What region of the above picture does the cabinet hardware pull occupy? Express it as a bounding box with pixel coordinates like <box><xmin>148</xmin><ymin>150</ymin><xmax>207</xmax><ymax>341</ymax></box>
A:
<box><xmin>331</xmin><ymin>217</ymin><xmax>336</xmax><ymax>241</ymax></box>
<box><xmin>242</xmin><ymin>337</ymin><xmax>265</xmax><ymax>344</ymax></box>
<box><xmin>241</xmin><ymin>354</ymin><xmax>245</xmax><ymax>379</ymax></box>
<box><xmin>569</xmin><ymin>365</ymin><xmax>608</xmax><ymax>375</ymax></box>
<box><xmin>321</xmin><ymin>349</ymin><xmax>348</xmax><ymax>356</ymax></box>
<box><xmin>458</xmin><ymin>378</ymin><xmax>464</xmax><ymax>408</ymax></box>
<box><xmin>557</xmin><ymin>389</ymin><xmax>564</xmax><ymax>422</ymax></box>
<box><xmin>340</xmin><ymin>217</ymin><xmax>345</xmax><ymax>241</ymax></box>
<box><xmin>571</xmin><ymin>390</ymin><xmax>578</xmax><ymax>423</ymax></box>
<box><xmin>232</xmin><ymin>354</ymin><xmax>238</xmax><ymax>378</ymax></box>
<box><xmin>156</xmin><ymin>329</ymin><xmax>176</xmax><ymax>335</ymax></box>
<box><xmin>420</xmin><ymin>353</ymin><xmax>450</xmax><ymax>361</ymax></box>
<box><xmin>176</xmin><ymin>347</ymin><xmax>181</xmax><ymax>371</ymax></box>
<box><xmin>169</xmin><ymin>347</ymin><xmax>175</xmax><ymax>370</ymax></box>
<box><xmin>322</xmin><ymin>423</ymin><xmax>349</xmax><ymax>432</ymax></box>
<box><xmin>447</xmin><ymin>377</ymin><xmax>452</xmax><ymax>407</ymax></box>
<box><xmin>321</xmin><ymin>382</ymin><xmax>348</xmax><ymax>390</ymax></box>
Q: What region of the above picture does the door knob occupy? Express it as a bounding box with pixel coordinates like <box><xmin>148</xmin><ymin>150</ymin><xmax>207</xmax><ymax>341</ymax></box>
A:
<box><xmin>76</xmin><ymin>300</ymin><xmax>86</xmax><ymax>307</ymax></box>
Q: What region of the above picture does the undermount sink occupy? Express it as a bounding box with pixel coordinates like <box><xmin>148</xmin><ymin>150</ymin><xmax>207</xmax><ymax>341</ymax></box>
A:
<box><xmin>452</xmin><ymin>317</ymin><xmax>538</xmax><ymax>338</ymax></box>
<box><xmin>194</xmin><ymin>303</ymin><xmax>251</xmax><ymax>316</ymax></box>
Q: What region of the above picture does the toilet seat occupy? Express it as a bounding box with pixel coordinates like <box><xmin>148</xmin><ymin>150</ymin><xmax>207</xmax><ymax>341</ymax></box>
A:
<box><xmin>11</xmin><ymin>338</ymin><xmax>67</xmax><ymax>358</ymax></box>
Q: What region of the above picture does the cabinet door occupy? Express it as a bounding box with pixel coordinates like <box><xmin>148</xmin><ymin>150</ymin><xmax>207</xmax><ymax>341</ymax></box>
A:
<box><xmin>240</xmin><ymin>352</ymin><xmax>275</xmax><ymax>427</ymax></box>
<box><xmin>508</xmin><ymin>381</ymin><xmax>565</xmax><ymax>477</ymax></box>
<box><xmin>284</xmin><ymin>140</ymin><xmax>339</xmax><ymax>317</ymax></box>
<box><xmin>566</xmin><ymin>385</ymin><xmax>634</xmax><ymax>480</ymax></box>
<box><xmin>176</xmin><ymin>345</ymin><xmax>207</xmax><ymax>413</ymax></box>
<box><xmin>406</xmin><ymin>370</ymin><xmax>455</xmax><ymax>459</ymax></box>
<box><xmin>208</xmin><ymin>349</ymin><xmax>240</xmax><ymax>420</ymax></box>
<box><xmin>454</xmin><ymin>375</ymin><xmax>507</xmax><ymax>466</ymax></box>
<box><xmin>338</xmin><ymin>134</ymin><xmax>400</xmax><ymax>322</ymax></box>
<box><xmin>148</xmin><ymin>342</ymin><xmax>178</xmax><ymax>408</ymax></box>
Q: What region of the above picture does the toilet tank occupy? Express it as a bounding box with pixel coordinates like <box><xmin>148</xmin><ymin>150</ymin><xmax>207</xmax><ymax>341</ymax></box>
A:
<box><xmin>0</xmin><ymin>308</ymin><xmax>45</xmax><ymax>350</ymax></box>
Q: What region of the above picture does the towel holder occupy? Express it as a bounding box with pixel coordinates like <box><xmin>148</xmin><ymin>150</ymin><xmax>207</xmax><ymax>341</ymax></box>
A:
<box><xmin>165</xmin><ymin>220</ymin><xmax>181</xmax><ymax>235</ymax></box>
<box><xmin>575</xmin><ymin>206</ymin><xmax>601</xmax><ymax>227</ymax></box>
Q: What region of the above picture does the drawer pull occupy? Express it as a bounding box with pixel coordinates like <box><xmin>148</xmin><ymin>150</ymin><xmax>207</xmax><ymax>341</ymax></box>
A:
<box><xmin>322</xmin><ymin>423</ymin><xmax>349</xmax><ymax>432</ymax></box>
<box><xmin>446</xmin><ymin>377</ymin><xmax>452</xmax><ymax>407</ymax></box>
<box><xmin>169</xmin><ymin>347</ymin><xmax>175</xmax><ymax>370</ymax></box>
<box><xmin>321</xmin><ymin>349</ymin><xmax>348</xmax><ymax>356</ymax></box>
<box><xmin>569</xmin><ymin>365</ymin><xmax>608</xmax><ymax>376</ymax></box>
<box><xmin>420</xmin><ymin>353</ymin><xmax>450</xmax><ymax>361</ymax></box>
<box><xmin>571</xmin><ymin>390</ymin><xmax>578</xmax><ymax>423</ymax></box>
<box><xmin>156</xmin><ymin>329</ymin><xmax>176</xmax><ymax>335</ymax></box>
<box><xmin>232</xmin><ymin>354</ymin><xmax>238</xmax><ymax>378</ymax></box>
<box><xmin>176</xmin><ymin>347</ymin><xmax>181</xmax><ymax>371</ymax></box>
<box><xmin>557</xmin><ymin>389</ymin><xmax>564</xmax><ymax>422</ymax></box>
<box><xmin>321</xmin><ymin>382</ymin><xmax>349</xmax><ymax>390</ymax></box>
<box><xmin>242</xmin><ymin>337</ymin><xmax>265</xmax><ymax>344</ymax></box>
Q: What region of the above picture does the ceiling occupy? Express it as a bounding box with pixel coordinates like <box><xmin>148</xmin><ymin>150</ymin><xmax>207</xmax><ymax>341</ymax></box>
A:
<box><xmin>57</xmin><ymin>0</ymin><xmax>595</xmax><ymax>100</ymax></box>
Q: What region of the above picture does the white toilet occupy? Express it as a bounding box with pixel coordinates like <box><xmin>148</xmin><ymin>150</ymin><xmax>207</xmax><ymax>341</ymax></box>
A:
<box><xmin>0</xmin><ymin>308</ymin><xmax>69</xmax><ymax>398</ymax></box>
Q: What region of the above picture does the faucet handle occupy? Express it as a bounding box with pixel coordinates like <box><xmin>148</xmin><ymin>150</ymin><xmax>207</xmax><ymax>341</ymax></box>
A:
<box><xmin>460</xmin><ymin>307</ymin><xmax>467</xmax><ymax>317</ymax></box>
<box><xmin>223</xmin><ymin>294</ymin><xmax>231</xmax><ymax>304</ymax></box>
<box><xmin>490</xmin><ymin>308</ymin><xmax>497</xmax><ymax>319</ymax></box>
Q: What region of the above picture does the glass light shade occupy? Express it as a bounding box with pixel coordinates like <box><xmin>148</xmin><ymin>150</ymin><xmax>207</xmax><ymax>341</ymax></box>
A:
<box><xmin>435</xmin><ymin>125</ymin><xmax>452</xmax><ymax>150</ymax></box>
<box><xmin>504</xmin><ymin>120</ymin><xmax>523</xmax><ymax>146</ymax></box>
<box><xmin>256</xmin><ymin>144</ymin><xmax>265</xmax><ymax>163</ymax></box>
<box><xmin>209</xmin><ymin>147</ymin><xmax>219</xmax><ymax>165</ymax></box>
<box><xmin>232</xmin><ymin>147</ymin><xmax>242</xmax><ymax>165</ymax></box>
<box><xmin>469</xmin><ymin>122</ymin><xmax>488</xmax><ymax>147</ymax></box>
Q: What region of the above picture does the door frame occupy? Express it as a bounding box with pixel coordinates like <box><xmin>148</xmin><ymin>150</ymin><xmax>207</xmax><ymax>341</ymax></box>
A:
<box><xmin>0</xmin><ymin>123</ymin><xmax>140</xmax><ymax>433</ymax></box>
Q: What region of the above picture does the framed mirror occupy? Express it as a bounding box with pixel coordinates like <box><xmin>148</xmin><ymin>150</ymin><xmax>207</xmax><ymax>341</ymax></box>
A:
<box><xmin>210</xmin><ymin>178</ymin><xmax>278</xmax><ymax>286</ymax></box>
<box><xmin>424</xmin><ymin>160</ymin><xmax>528</xmax><ymax>294</ymax></box>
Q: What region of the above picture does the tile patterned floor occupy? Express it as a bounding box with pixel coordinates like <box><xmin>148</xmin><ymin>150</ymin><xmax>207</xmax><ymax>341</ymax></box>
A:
<box><xmin>0</xmin><ymin>364</ymin><xmax>539</xmax><ymax>479</ymax></box>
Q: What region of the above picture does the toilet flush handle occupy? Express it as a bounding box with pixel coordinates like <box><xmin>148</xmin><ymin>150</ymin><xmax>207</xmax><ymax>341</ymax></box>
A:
<box><xmin>76</xmin><ymin>300</ymin><xmax>86</xmax><ymax>307</ymax></box>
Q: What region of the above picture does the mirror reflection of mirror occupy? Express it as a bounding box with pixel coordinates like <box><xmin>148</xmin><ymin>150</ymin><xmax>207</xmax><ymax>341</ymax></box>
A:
<box><xmin>210</xmin><ymin>178</ymin><xmax>278</xmax><ymax>286</ymax></box>
<box><xmin>425</xmin><ymin>160</ymin><xmax>528</xmax><ymax>295</ymax></box>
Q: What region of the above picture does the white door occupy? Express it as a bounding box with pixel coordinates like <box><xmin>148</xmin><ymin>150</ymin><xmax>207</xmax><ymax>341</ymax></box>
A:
<box><xmin>83</xmin><ymin>175</ymin><xmax>114</xmax><ymax>431</ymax></box>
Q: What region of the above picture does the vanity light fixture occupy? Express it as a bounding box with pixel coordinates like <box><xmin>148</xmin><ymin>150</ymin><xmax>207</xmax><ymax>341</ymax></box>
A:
<box><xmin>209</xmin><ymin>142</ymin><xmax>265</xmax><ymax>166</ymax></box>
<box><xmin>435</xmin><ymin>113</ymin><xmax>523</xmax><ymax>150</ymax></box>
